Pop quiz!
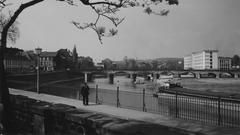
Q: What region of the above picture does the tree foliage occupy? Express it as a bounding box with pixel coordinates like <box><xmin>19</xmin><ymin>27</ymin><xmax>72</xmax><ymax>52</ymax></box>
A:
<box><xmin>127</xmin><ymin>58</ymin><xmax>137</xmax><ymax>70</ymax></box>
<box><xmin>232</xmin><ymin>55</ymin><xmax>240</xmax><ymax>66</ymax></box>
<box><xmin>55</xmin><ymin>49</ymin><xmax>74</xmax><ymax>70</ymax></box>
<box><xmin>78</xmin><ymin>56</ymin><xmax>94</xmax><ymax>70</ymax></box>
<box><xmin>0</xmin><ymin>13</ymin><xmax>19</xmax><ymax>44</ymax></box>
<box><xmin>102</xmin><ymin>58</ymin><xmax>113</xmax><ymax>70</ymax></box>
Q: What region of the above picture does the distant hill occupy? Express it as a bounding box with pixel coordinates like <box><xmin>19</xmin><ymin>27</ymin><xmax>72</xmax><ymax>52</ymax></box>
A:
<box><xmin>137</xmin><ymin>58</ymin><xmax>183</xmax><ymax>63</ymax></box>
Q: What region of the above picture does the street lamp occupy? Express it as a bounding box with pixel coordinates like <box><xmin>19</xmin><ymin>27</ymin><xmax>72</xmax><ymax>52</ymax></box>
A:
<box><xmin>35</xmin><ymin>47</ymin><xmax>42</xmax><ymax>94</ymax></box>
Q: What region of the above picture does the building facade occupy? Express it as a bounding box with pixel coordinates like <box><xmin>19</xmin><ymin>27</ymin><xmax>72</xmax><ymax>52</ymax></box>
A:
<box><xmin>183</xmin><ymin>55</ymin><xmax>192</xmax><ymax>70</ymax></box>
<box><xmin>3</xmin><ymin>48</ymin><xmax>36</xmax><ymax>73</ymax></box>
<box><xmin>184</xmin><ymin>50</ymin><xmax>218</xmax><ymax>70</ymax></box>
<box><xmin>218</xmin><ymin>57</ymin><xmax>232</xmax><ymax>70</ymax></box>
<box><xmin>39</xmin><ymin>52</ymin><xmax>57</xmax><ymax>71</ymax></box>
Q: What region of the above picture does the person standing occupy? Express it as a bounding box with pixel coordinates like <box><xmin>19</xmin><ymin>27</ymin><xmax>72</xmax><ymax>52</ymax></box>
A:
<box><xmin>81</xmin><ymin>82</ymin><xmax>89</xmax><ymax>105</ymax></box>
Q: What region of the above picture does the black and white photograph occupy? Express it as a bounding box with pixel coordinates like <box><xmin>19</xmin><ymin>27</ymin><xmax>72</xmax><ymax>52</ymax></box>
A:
<box><xmin>1</xmin><ymin>0</ymin><xmax>240</xmax><ymax>134</ymax></box>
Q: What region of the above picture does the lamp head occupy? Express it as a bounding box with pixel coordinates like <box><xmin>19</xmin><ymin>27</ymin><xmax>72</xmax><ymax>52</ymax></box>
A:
<box><xmin>35</xmin><ymin>47</ymin><xmax>42</xmax><ymax>55</ymax></box>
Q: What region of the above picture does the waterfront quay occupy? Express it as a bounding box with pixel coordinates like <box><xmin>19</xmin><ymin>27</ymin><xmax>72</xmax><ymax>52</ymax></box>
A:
<box><xmin>9</xmin><ymin>88</ymin><xmax>240</xmax><ymax>135</ymax></box>
<box><xmin>6</xmin><ymin>71</ymin><xmax>240</xmax><ymax>134</ymax></box>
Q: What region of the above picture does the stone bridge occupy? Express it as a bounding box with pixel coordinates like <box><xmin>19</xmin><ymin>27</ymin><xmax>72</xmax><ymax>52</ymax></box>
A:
<box><xmin>81</xmin><ymin>70</ymin><xmax>240</xmax><ymax>82</ymax></box>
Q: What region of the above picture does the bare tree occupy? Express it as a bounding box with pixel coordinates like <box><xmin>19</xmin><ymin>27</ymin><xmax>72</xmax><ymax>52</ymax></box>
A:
<box><xmin>0</xmin><ymin>13</ymin><xmax>20</xmax><ymax>44</ymax></box>
<box><xmin>0</xmin><ymin>0</ymin><xmax>178</xmax><ymax>131</ymax></box>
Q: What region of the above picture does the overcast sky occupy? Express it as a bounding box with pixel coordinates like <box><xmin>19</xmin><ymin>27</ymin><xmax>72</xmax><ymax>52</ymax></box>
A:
<box><xmin>7</xmin><ymin>0</ymin><xmax>240</xmax><ymax>62</ymax></box>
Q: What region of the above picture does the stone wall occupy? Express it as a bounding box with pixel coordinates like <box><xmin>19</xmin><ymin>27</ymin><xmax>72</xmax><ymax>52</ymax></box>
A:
<box><xmin>9</xmin><ymin>95</ymin><xmax>189</xmax><ymax>135</ymax></box>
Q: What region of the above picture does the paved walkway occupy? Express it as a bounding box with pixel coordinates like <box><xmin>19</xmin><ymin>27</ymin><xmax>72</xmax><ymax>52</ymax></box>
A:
<box><xmin>9</xmin><ymin>88</ymin><xmax>240</xmax><ymax>135</ymax></box>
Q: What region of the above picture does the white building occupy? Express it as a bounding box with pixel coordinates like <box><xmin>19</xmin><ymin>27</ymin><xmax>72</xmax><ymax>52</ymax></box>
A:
<box><xmin>218</xmin><ymin>57</ymin><xmax>232</xmax><ymax>70</ymax></box>
<box><xmin>183</xmin><ymin>55</ymin><xmax>192</xmax><ymax>70</ymax></box>
<box><xmin>184</xmin><ymin>50</ymin><xmax>218</xmax><ymax>70</ymax></box>
<box><xmin>39</xmin><ymin>52</ymin><xmax>57</xmax><ymax>71</ymax></box>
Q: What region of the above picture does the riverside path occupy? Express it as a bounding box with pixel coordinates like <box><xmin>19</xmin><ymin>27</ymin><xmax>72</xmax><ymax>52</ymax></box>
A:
<box><xmin>9</xmin><ymin>88</ymin><xmax>240</xmax><ymax>135</ymax></box>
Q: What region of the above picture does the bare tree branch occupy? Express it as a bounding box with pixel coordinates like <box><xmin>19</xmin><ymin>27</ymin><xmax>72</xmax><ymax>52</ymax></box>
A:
<box><xmin>0</xmin><ymin>14</ymin><xmax>20</xmax><ymax>44</ymax></box>
<box><xmin>0</xmin><ymin>0</ymin><xmax>6</xmax><ymax>10</ymax></box>
<box><xmin>1</xmin><ymin>0</ymin><xmax>44</xmax><ymax>48</ymax></box>
<box><xmin>68</xmin><ymin>0</ymin><xmax>178</xmax><ymax>43</ymax></box>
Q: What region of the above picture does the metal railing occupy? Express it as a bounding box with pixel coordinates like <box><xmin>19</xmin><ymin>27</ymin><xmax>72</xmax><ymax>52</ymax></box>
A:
<box><xmin>39</xmin><ymin>84</ymin><xmax>240</xmax><ymax>127</ymax></box>
<box><xmin>90</xmin><ymin>85</ymin><xmax>240</xmax><ymax>127</ymax></box>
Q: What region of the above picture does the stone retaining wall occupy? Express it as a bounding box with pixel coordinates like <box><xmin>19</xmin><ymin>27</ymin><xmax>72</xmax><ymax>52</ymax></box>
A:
<box><xmin>9</xmin><ymin>95</ymin><xmax>190</xmax><ymax>135</ymax></box>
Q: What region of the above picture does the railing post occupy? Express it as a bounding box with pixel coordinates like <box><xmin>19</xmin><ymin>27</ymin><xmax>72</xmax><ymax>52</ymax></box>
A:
<box><xmin>143</xmin><ymin>88</ymin><xmax>146</xmax><ymax>112</ymax></box>
<box><xmin>95</xmin><ymin>84</ymin><xmax>98</xmax><ymax>104</ymax></box>
<box><xmin>175</xmin><ymin>91</ymin><xmax>179</xmax><ymax>118</ymax></box>
<box><xmin>77</xmin><ymin>88</ymin><xmax>80</xmax><ymax>100</ymax></box>
<box><xmin>117</xmin><ymin>86</ymin><xmax>120</xmax><ymax>107</ymax></box>
<box><xmin>218</xmin><ymin>96</ymin><xmax>221</xmax><ymax>126</ymax></box>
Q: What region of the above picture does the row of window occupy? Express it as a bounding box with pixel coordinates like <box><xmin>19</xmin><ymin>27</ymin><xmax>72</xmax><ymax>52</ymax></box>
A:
<box><xmin>4</xmin><ymin>60</ymin><xmax>34</xmax><ymax>68</ymax></box>
<box><xmin>40</xmin><ymin>57</ymin><xmax>53</xmax><ymax>61</ymax></box>
<box><xmin>40</xmin><ymin>61</ymin><xmax>54</xmax><ymax>66</ymax></box>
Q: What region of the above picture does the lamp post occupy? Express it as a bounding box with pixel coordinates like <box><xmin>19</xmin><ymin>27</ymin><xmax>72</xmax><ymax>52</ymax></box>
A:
<box><xmin>35</xmin><ymin>47</ymin><xmax>42</xmax><ymax>94</ymax></box>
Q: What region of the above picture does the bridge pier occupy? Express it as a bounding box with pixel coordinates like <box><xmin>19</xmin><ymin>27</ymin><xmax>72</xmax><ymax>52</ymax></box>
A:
<box><xmin>156</xmin><ymin>73</ymin><xmax>160</xmax><ymax>79</ymax></box>
<box><xmin>216</xmin><ymin>73</ymin><xmax>220</xmax><ymax>79</ymax></box>
<box><xmin>195</xmin><ymin>73</ymin><xmax>201</xmax><ymax>79</ymax></box>
<box><xmin>234</xmin><ymin>73</ymin><xmax>239</xmax><ymax>79</ymax></box>
<box><xmin>84</xmin><ymin>72</ymin><xmax>88</xmax><ymax>83</ymax></box>
<box><xmin>84</xmin><ymin>72</ymin><xmax>93</xmax><ymax>83</ymax></box>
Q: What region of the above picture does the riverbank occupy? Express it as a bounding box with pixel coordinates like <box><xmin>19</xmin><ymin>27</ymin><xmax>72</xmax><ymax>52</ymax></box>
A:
<box><xmin>181</xmin><ymin>78</ymin><xmax>240</xmax><ymax>96</ymax></box>
<box><xmin>9</xmin><ymin>88</ymin><xmax>240</xmax><ymax>135</ymax></box>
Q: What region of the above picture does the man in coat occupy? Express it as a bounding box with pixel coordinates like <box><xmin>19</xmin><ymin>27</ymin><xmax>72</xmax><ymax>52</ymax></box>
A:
<box><xmin>81</xmin><ymin>82</ymin><xmax>89</xmax><ymax>105</ymax></box>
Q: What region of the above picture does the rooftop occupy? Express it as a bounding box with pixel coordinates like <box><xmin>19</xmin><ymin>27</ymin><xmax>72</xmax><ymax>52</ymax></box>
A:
<box><xmin>192</xmin><ymin>50</ymin><xmax>219</xmax><ymax>54</ymax></box>
<box><xmin>218</xmin><ymin>56</ymin><xmax>232</xmax><ymax>59</ymax></box>
<box><xmin>40</xmin><ymin>52</ymin><xmax>57</xmax><ymax>57</ymax></box>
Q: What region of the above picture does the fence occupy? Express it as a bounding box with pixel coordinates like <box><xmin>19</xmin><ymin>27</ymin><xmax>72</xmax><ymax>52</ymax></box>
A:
<box><xmin>39</xmin><ymin>84</ymin><xmax>240</xmax><ymax>128</ymax></box>
<box><xmin>89</xmin><ymin>85</ymin><xmax>240</xmax><ymax>128</ymax></box>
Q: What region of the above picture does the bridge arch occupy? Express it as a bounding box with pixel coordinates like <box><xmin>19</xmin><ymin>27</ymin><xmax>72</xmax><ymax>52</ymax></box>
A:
<box><xmin>179</xmin><ymin>71</ymin><xmax>196</xmax><ymax>78</ymax></box>
<box><xmin>208</xmin><ymin>72</ymin><xmax>217</xmax><ymax>78</ymax></box>
<box><xmin>199</xmin><ymin>72</ymin><xmax>217</xmax><ymax>78</ymax></box>
<box><xmin>160</xmin><ymin>71</ymin><xmax>174</xmax><ymax>75</ymax></box>
<box><xmin>114</xmin><ymin>71</ymin><xmax>129</xmax><ymax>75</ymax></box>
<box><xmin>91</xmin><ymin>71</ymin><xmax>107</xmax><ymax>78</ymax></box>
<box><xmin>219</xmin><ymin>72</ymin><xmax>234</xmax><ymax>78</ymax></box>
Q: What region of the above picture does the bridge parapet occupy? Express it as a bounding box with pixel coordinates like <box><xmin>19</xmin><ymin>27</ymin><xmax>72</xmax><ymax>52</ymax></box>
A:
<box><xmin>90</xmin><ymin>70</ymin><xmax>240</xmax><ymax>79</ymax></box>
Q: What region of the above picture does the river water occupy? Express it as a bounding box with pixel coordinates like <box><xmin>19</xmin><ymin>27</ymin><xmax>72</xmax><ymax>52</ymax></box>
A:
<box><xmin>40</xmin><ymin>75</ymin><xmax>240</xmax><ymax>101</ymax></box>
<box><xmin>36</xmin><ymin>75</ymin><xmax>240</xmax><ymax>128</ymax></box>
<box><xmin>88</xmin><ymin>75</ymin><xmax>157</xmax><ymax>93</ymax></box>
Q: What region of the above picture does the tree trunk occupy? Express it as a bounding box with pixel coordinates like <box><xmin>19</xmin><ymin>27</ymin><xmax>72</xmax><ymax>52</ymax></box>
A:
<box><xmin>0</xmin><ymin>30</ymin><xmax>12</xmax><ymax>131</ymax></box>
<box><xmin>0</xmin><ymin>0</ymin><xmax>44</xmax><ymax>131</ymax></box>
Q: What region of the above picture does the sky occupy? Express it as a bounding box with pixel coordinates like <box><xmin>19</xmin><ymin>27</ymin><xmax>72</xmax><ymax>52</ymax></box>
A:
<box><xmin>5</xmin><ymin>0</ymin><xmax>240</xmax><ymax>62</ymax></box>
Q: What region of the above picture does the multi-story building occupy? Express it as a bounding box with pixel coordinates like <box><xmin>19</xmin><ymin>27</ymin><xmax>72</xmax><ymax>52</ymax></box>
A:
<box><xmin>183</xmin><ymin>55</ymin><xmax>192</xmax><ymax>70</ymax></box>
<box><xmin>3</xmin><ymin>48</ymin><xmax>36</xmax><ymax>73</ymax></box>
<box><xmin>39</xmin><ymin>52</ymin><xmax>57</xmax><ymax>71</ymax></box>
<box><xmin>184</xmin><ymin>50</ymin><xmax>218</xmax><ymax>70</ymax></box>
<box><xmin>218</xmin><ymin>57</ymin><xmax>232</xmax><ymax>70</ymax></box>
